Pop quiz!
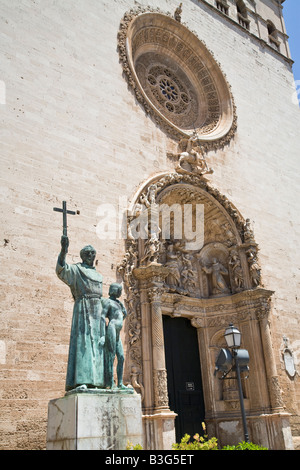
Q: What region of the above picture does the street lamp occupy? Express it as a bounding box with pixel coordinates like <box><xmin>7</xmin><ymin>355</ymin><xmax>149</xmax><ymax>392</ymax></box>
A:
<box><xmin>224</xmin><ymin>323</ymin><xmax>242</xmax><ymax>349</ymax></box>
<box><xmin>215</xmin><ymin>323</ymin><xmax>250</xmax><ymax>443</ymax></box>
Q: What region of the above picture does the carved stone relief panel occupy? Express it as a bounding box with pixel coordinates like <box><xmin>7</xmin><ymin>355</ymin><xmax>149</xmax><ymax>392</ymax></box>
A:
<box><xmin>154</xmin><ymin>181</ymin><xmax>249</xmax><ymax>299</ymax></box>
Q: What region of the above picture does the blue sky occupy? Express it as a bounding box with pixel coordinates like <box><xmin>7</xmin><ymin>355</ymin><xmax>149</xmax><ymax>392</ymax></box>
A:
<box><xmin>282</xmin><ymin>0</ymin><xmax>300</xmax><ymax>83</ymax></box>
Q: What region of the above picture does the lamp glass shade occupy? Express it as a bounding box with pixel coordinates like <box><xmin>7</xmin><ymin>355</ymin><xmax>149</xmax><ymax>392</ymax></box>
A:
<box><xmin>224</xmin><ymin>324</ymin><xmax>241</xmax><ymax>348</ymax></box>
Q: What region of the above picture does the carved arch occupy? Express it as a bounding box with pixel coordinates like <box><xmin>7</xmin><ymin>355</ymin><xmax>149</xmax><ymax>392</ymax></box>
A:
<box><xmin>124</xmin><ymin>170</ymin><xmax>261</xmax><ymax>289</ymax></box>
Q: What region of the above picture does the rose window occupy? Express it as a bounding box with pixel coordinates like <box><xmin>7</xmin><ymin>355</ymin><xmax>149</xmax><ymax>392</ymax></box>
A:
<box><xmin>118</xmin><ymin>10</ymin><xmax>236</xmax><ymax>146</ymax></box>
<box><xmin>159</xmin><ymin>78</ymin><xmax>178</xmax><ymax>101</ymax></box>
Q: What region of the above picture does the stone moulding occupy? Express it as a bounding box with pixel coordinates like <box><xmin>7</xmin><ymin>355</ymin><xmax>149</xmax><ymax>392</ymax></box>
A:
<box><xmin>161</xmin><ymin>287</ymin><xmax>274</xmax><ymax>324</ymax></box>
<box><xmin>117</xmin><ymin>7</ymin><xmax>237</xmax><ymax>151</ymax></box>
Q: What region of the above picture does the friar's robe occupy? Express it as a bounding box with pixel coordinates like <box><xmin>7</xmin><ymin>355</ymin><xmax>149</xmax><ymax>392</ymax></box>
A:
<box><xmin>56</xmin><ymin>259</ymin><xmax>105</xmax><ymax>390</ymax></box>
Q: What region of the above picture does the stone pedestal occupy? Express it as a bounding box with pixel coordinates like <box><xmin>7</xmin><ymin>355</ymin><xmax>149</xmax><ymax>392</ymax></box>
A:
<box><xmin>46</xmin><ymin>391</ymin><xmax>143</xmax><ymax>450</ymax></box>
<box><xmin>143</xmin><ymin>409</ymin><xmax>178</xmax><ymax>450</ymax></box>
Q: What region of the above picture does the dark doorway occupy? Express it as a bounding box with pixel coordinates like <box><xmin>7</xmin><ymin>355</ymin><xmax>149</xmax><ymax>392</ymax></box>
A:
<box><xmin>163</xmin><ymin>315</ymin><xmax>205</xmax><ymax>443</ymax></box>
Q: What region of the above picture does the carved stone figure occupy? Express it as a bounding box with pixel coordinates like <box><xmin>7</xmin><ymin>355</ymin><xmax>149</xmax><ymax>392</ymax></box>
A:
<box><xmin>229</xmin><ymin>249</ymin><xmax>244</xmax><ymax>291</ymax></box>
<box><xmin>141</xmin><ymin>233</ymin><xmax>160</xmax><ymax>265</ymax></box>
<box><xmin>174</xmin><ymin>3</ymin><xmax>182</xmax><ymax>22</ymax></box>
<box><xmin>202</xmin><ymin>257</ymin><xmax>230</xmax><ymax>295</ymax></box>
<box><xmin>139</xmin><ymin>183</ymin><xmax>158</xmax><ymax>209</ymax></box>
<box><xmin>221</xmin><ymin>222</ymin><xmax>237</xmax><ymax>247</ymax></box>
<box><xmin>175</xmin><ymin>135</ymin><xmax>214</xmax><ymax>176</ymax></box>
<box><xmin>164</xmin><ymin>243</ymin><xmax>181</xmax><ymax>290</ymax></box>
<box><xmin>181</xmin><ymin>254</ymin><xmax>197</xmax><ymax>294</ymax></box>
<box><xmin>56</xmin><ymin>235</ymin><xmax>105</xmax><ymax>391</ymax></box>
<box><xmin>246</xmin><ymin>248</ymin><xmax>261</xmax><ymax>287</ymax></box>
<box><xmin>147</xmin><ymin>183</ymin><xmax>158</xmax><ymax>205</ymax></box>
<box><xmin>243</xmin><ymin>218</ymin><xmax>256</xmax><ymax>244</ymax></box>
<box><xmin>102</xmin><ymin>283</ymin><xmax>129</xmax><ymax>390</ymax></box>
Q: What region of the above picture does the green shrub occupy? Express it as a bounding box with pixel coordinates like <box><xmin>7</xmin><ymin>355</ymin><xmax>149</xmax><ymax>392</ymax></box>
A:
<box><xmin>172</xmin><ymin>423</ymin><xmax>218</xmax><ymax>450</ymax></box>
<box><xmin>126</xmin><ymin>440</ymin><xmax>143</xmax><ymax>450</ymax></box>
<box><xmin>126</xmin><ymin>421</ymin><xmax>268</xmax><ymax>451</ymax></box>
<box><xmin>222</xmin><ymin>441</ymin><xmax>268</xmax><ymax>450</ymax></box>
<box><xmin>172</xmin><ymin>433</ymin><xmax>219</xmax><ymax>450</ymax></box>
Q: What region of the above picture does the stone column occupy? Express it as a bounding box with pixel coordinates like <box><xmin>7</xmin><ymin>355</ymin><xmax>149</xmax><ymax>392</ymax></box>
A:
<box><xmin>256</xmin><ymin>305</ymin><xmax>284</xmax><ymax>412</ymax></box>
<box><xmin>148</xmin><ymin>285</ymin><xmax>169</xmax><ymax>411</ymax></box>
<box><xmin>133</xmin><ymin>263</ymin><xmax>177</xmax><ymax>449</ymax></box>
<box><xmin>254</xmin><ymin>297</ymin><xmax>293</xmax><ymax>449</ymax></box>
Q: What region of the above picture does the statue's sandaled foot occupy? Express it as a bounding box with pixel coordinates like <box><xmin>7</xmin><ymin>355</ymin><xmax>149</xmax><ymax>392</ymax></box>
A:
<box><xmin>76</xmin><ymin>384</ymin><xmax>87</xmax><ymax>391</ymax></box>
<box><xmin>118</xmin><ymin>383</ymin><xmax>129</xmax><ymax>390</ymax></box>
<box><xmin>106</xmin><ymin>384</ymin><xmax>117</xmax><ymax>390</ymax></box>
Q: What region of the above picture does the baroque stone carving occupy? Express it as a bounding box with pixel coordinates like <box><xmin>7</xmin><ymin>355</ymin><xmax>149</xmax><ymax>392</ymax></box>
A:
<box><xmin>153</xmin><ymin>369</ymin><xmax>169</xmax><ymax>408</ymax></box>
<box><xmin>117</xmin><ymin>241</ymin><xmax>142</xmax><ymax>374</ymax></box>
<box><xmin>168</xmin><ymin>133</ymin><xmax>214</xmax><ymax>176</ymax></box>
<box><xmin>246</xmin><ymin>246</ymin><xmax>262</xmax><ymax>288</ymax></box>
<box><xmin>117</xmin><ymin>7</ymin><xmax>237</xmax><ymax>150</ymax></box>
<box><xmin>191</xmin><ymin>317</ymin><xmax>204</xmax><ymax>329</ymax></box>
<box><xmin>130</xmin><ymin>366</ymin><xmax>145</xmax><ymax>401</ymax></box>
<box><xmin>202</xmin><ymin>258</ymin><xmax>230</xmax><ymax>296</ymax></box>
<box><xmin>141</xmin><ymin>233</ymin><xmax>161</xmax><ymax>266</ymax></box>
<box><xmin>174</xmin><ymin>3</ymin><xmax>183</xmax><ymax>22</ymax></box>
<box><xmin>164</xmin><ymin>243</ymin><xmax>181</xmax><ymax>291</ymax></box>
<box><xmin>228</xmin><ymin>248</ymin><xmax>245</xmax><ymax>292</ymax></box>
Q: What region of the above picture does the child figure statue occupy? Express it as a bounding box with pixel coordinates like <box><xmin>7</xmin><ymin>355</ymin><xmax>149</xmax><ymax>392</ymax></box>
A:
<box><xmin>102</xmin><ymin>283</ymin><xmax>129</xmax><ymax>390</ymax></box>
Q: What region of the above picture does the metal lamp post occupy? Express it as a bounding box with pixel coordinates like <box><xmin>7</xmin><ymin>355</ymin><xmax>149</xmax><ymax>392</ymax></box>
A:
<box><xmin>215</xmin><ymin>323</ymin><xmax>250</xmax><ymax>443</ymax></box>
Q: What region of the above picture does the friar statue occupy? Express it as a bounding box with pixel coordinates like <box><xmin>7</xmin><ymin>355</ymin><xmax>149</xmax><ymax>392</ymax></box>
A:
<box><xmin>56</xmin><ymin>235</ymin><xmax>106</xmax><ymax>391</ymax></box>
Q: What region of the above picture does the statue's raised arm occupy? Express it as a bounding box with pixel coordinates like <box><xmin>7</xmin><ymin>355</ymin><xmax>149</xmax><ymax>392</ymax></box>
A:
<box><xmin>58</xmin><ymin>235</ymin><xmax>69</xmax><ymax>267</ymax></box>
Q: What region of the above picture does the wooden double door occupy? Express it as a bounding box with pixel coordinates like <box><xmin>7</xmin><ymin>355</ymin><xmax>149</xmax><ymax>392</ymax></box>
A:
<box><xmin>163</xmin><ymin>315</ymin><xmax>205</xmax><ymax>443</ymax></box>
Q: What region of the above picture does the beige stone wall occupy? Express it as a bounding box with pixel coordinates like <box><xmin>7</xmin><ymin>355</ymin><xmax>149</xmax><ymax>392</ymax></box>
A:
<box><xmin>0</xmin><ymin>0</ymin><xmax>299</xmax><ymax>449</ymax></box>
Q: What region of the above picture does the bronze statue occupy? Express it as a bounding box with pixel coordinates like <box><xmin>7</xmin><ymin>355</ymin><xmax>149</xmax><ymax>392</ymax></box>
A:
<box><xmin>102</xmin><ymin>283</ymin><xmax>129</xmax><ymax>390</ymax></box>
<box><xmin>54</xmin><ymin>202</ymin><xmax>131</xmax><ymax>393</ymax></box>
<box><xmin>56</xmin><ymin>235</ymin><xmax>105</xmax><ymax>391</ymax></box>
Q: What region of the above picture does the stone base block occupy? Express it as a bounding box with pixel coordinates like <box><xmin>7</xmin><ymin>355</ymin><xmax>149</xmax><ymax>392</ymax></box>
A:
<box><xmin>142</xmin><ymin>409</ymin><xmax>177</xmax><ymax>450</ymax></box>
<box><xmin>46</xmin><ymin>391</ymin><xmax>143</xmax><ymax>450</ymax></box>
<box><xmin>207</xmin><ymin>411</ymin><xmax>294</xmax><ymax>450</ymax></box>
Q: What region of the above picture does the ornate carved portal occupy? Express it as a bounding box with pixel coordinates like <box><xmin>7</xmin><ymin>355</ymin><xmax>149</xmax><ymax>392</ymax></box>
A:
<box><xmin>117</xmin><ymin>171</ymin><xmax>291</xmax><ymax>450</ymax></box>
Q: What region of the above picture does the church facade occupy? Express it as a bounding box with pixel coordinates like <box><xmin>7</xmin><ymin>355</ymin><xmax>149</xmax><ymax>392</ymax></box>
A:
<box><xmin>0</xmin><ymin>0</ymin><xmax>299</xmax><ymax>450</ymax></box>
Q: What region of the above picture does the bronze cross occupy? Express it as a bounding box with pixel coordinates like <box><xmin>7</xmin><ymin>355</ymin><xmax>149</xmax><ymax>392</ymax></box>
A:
<box><xmin>53</xmin><ymin>201</ymin><xmax>77</xmax><ymax>236</ymax></box>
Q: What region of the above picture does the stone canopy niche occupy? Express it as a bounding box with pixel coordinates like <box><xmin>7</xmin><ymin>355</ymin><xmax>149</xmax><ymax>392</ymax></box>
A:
<box><xmin>117</xmin><ymin>171</ymin><xmax>293</xmax><ymax>450</ymax></box>
<box><xmin>118</xmin><ymin>7</ymin><xmax>237</xmax><ymax>149</ymax></box>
